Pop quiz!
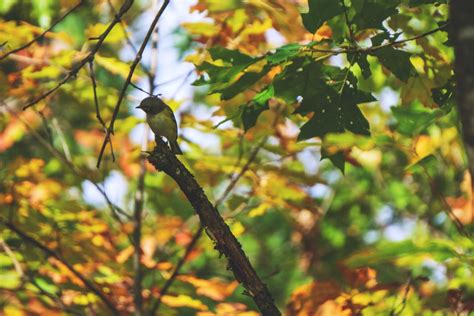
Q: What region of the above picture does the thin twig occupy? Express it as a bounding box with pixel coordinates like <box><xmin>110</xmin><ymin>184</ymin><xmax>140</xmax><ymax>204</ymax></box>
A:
<box><xmin>133</xmin><ymin>2</ymin><xmax>161</xmax><ymax>314</ymax></box>
<box><xmin>3</xmin><ymin>103</ymin><xmax>130</xmax><ymax>221</ymax></box>
<box><xmin>106</xmin><ymin>0</ymin><xmax>155</xmax><ymax>83</ymax></box>
<box><xmin>88</xmin><ymin>60</ymin><xmax>106</xmax><ymax>128</ymax></box>
<box><xmin>28</xmin><ymin>272</ymin><xmax>83</xmax><ymax>315</ymax></box>
<box><xmin>390</xmin><ymin>276</ymin><xmax>412</xmax><ymax>316</ymax></box>
<box><xmin>106</xmin><ymin>0</ymin><xmax>139</xmax><ymax>55</ymax></box>
<box><xmin>216</xmin><ymin>136</ymin><xmax>268</xmax><ymax>206</ymax></box>
<box><xmin>96</xmin><ymin>0</ymin><xmax>171</xmax><ymax>168</ymax></box>
<box><xmin>148</xmin><ymin>225</ymin><xmax>204</xmax><ymax>315</ymax></box>
<box><xmin>0</xmin><ymin>238</ymin><xmax>24</xmax><ymax>277</ymax></box>
<box><xmin>420</xmin><ymin>165</ymin><xmax>470</xmax><ymax>237</ymax></box>
<box><xmin>309</xmin><ymin>23</ymin><xmax>448</xmax><ymax>55</ymax></box>
<box><xmin>22</xmin><ymin>0</ymin><xmax>134</xmax><ymax>111</ymax></box>
<box><xmin>88</xmin><ymin>60</ymin><xmax>116</xmax><ymax>162</ymax></box>
<box><xmin>0</xmin><ymin>0</ymin><xmax>84</xmax><ymax>61</ymax></box>
<box><xmin>130</xmin><ymin>81</ymin><xmax>153</xmax><ymax>96</ymax></box>
<box><xmin>2</xmin><ymin>221</ymin><xmax>119</xmax><ymax>314</ymax></box>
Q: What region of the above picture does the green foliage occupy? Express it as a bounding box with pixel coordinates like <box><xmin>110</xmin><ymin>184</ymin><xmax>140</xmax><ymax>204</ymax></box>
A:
<box><xmin>301</xmin><ymin>0</ymin><xmax>343</xmax><ymax>33</ymax></box>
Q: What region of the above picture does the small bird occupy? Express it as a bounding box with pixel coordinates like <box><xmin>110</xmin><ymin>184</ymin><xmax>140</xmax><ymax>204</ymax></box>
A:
<box><xmin>136</xmin><ymin>96</ymin><xmax>183</xmax><ymax>155</ymax></box>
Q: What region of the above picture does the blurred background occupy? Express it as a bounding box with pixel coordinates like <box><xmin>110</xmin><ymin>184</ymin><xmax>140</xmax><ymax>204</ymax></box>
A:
<box><xmin>0</xmin><ymin>0</ymin><xmax>473</xmax><ymax>315</ymax></box>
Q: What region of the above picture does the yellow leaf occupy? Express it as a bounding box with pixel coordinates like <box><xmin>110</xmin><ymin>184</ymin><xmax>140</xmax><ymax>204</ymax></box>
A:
<box><xmin>95</xmin><ymin>55</ymin><xmax>139</xmax><ymax>80</ymax></box>
<box><xmin>15</xmin><ymin>159</ymin><xmax>45</xmax><ymax>178</ymax></box>
<box><xmin>249</xmin><ymin>202</ymin><xmax>271</xmax><ymax>218</ymax></box>
<box><xmin>182</xmin><ymin>22</ymin><xmax>220</xmax><ymax>37</ymax></box>
<box><xmin>230</xmin><ymin>221</ymin><xmax>245</xmax><ymax>237</ymax></box>
<box><xmin>179</xmin><ymin>275</ymin><xmax>239</xmax><ymax>301</ymax></box>
<box><xmin>400</xmin><ymin>76</ymin><xmax>433</xmax><ymax>107</ymax></box>
<box><xmin>116</xmin><ymin>246</ymin><xmax>134</xmax><ymax>263</ymax></box>
<box><xmin>3</xmin><ymin>306</ymin><xmax>25</xmax><ymax>316</ymax></box>
<box><xmin>86</xmin><ymin>23</ymin><xmax>124</xmax><ymax>44</ymax></box>
<box><xmin>241</xmin><ymin>18</ymin><xmax>272</xmax><ymax>37</ymax></box>
<box><xmin>23</xmin><ymin>65</ymin><xmax>62</xmax><ymax>79</ymax></box>
<box><xmin>91</xmin><ymin>235</ymin><xmax>105</xmax><ymax>247</ymax></box>
<box><xmin>414</xmin><ymin>135</ymin><xmax>435</xmax><ymax>160</ymax></box>
<box><xmin>161</xmin><ymin>294</ymin><xmax>208</xmax><ymax>310</ymax></box>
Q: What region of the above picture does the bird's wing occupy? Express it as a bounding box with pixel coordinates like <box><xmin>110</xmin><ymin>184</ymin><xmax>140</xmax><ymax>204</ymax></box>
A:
<box><xmin>165</xmin><ymin>105</ymin><xmax>178</xmax><ymax>129</ymax></box>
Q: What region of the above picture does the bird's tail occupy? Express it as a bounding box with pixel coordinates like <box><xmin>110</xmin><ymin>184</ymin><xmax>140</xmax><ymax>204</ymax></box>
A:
<box><xmin>169</xmin><ymin>140</ymin><xmax>183</xmax><ymax>155</ymax></box>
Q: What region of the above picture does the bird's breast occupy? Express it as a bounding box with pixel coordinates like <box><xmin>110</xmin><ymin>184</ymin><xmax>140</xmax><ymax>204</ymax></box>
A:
<box><xmin>146</xmin><ymin>113</ymin><xmax>177</xmax><ymax>141</ymax></box>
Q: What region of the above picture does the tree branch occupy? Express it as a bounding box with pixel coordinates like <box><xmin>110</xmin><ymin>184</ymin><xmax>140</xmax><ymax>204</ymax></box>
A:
<box><xmin>0</xmin><ymin>0</ymin><xmax>85</xmax><ymax>61</ymax></box>
<box><xmin>146</xmin><ymin>137</ymin><xmax>280</xmax><ymax>316</ymax></box>
<box><xmin>2</xmin><ymin>221</ymin><xmax>119</xmax><ymax>314</ymax></box>
<box><xmin>149</xmin><ymin>123</ymin><xmax>273</xmax><ymax>315</ymax></box>
<box><xmin>96</xmin><ymin>0</ymin><xmax>170</xmax><ymax>168</ymax></box>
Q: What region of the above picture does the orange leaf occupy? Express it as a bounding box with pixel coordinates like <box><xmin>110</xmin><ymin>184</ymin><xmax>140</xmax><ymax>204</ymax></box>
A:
<box><xmin>287</xmin><ymin>281</ymin><xmax>342</xmax><ymax>315</ymax></box>
<box><xmin>178</xmin><ymin>275</ymin><xmax>238</xmax><ymax>301</ymax></box>
<box><xmin>161</xmin><ymin>294</ymin><xmax>208</xmax><ymax>310</ymax></box>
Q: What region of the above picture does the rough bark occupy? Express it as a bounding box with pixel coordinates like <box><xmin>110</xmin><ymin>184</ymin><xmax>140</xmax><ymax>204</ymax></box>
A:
<box><xmin>147</xmin><ymin>138</ymin><xmax>280</xmax><ymax>316</ymax></box>
<box><xmin>450</xmin><ymin>0</ymin><xmax>474</xmax><ymax>175</ymax></box>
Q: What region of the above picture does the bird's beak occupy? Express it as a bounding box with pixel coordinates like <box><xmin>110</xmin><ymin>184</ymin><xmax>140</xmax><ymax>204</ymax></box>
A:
<box><xmin>136</xmin><ymin>105</ymin><xmax>142</xmax><ymax>109</ymax></box>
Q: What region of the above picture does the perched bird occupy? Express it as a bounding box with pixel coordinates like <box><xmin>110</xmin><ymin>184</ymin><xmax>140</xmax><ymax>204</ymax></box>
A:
<box><xmin>136</xmin><ymin>96</ymin><xmax>183</xmax><ymax>155</ymax></box>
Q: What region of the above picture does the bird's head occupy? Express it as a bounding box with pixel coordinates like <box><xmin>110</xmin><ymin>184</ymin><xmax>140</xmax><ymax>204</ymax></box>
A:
<box><xmin>136</xmin><ymin>96</ymin><xmax>166</xmax><ymax>114</ymax></box>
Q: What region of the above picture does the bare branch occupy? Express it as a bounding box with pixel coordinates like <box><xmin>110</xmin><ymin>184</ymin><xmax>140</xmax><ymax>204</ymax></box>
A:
<box><xmin>146</xmin><ymin>137</ymin><xmax>280</xmax><ymax>315</ymax></box>
<box><xmin>2</xmin><ymin>221</ymin><xmax>119</xmax><ymax>314</ymax></box>
<box><xmin>0</xmin><ymin>0</ymin><xmax>85</xmax><ymax>61</ymax></box>
<box><xmin>22</xmin><ymin>0</ymin><xmax>134</xmax><ymax>111</ymax></box>
<box><xmin>149</xmin><ymin>129</ymin><xmax>272</xmax><ymax>315</ymax></box>
<box><xmin>96</xmin><ymin>0</ymin><xmax>171</xmax><ymax>168</ymax></box>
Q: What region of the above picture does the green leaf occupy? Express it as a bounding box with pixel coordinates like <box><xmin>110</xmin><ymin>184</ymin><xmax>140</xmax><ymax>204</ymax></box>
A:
<box><xmin>346</xmin><ymin>239</ymin><xmax>458</xmax><ymax>267</ymax></box>
<box><xmin>208</xmin><ymin>46</ymin><xmax>254</xmax><ymax>65</ymax></box>
<box><xmin>0</xmin><ymin>0</ymin><xmax>17</xmax><ymax>14</ymax></box>
<box><xmin>370</xmin><ymin>47</ymin><xmax>414</xmax><ymax>82</ymax></box>
<box><xmin>240</xmin><ymin>86</ymin><xmax>274</xmax><ymax>131</ymax></box>
<box><xmin>406</xmin><ymin>154</ymin><xmax>438</xmax><ymax>173</ymax></box>
<box><xmin>215</xmin><ymin>65</ymin><xmax>271</xmax><ymax>100</ymax></box>
<box><xmin>266</xmin><ymin>43</ymin><xmax>302</xmax><ymax>65</ymax></box>
<box><xmin>193</xmin><ymin>47</ymin><xmax>259</xmax><ymax>89</ymax></box>
<box><xmin>301</xmin><ymin>0</ymin><xmax>344</xmax><ymax>33</ymax></box>
<box><xmin>352</xmin><ymin>0</ymin><xmax>400</xmax><ymax>31</ymax></box>
<box><xmin>391</xmin><ymin>102</ymin><xmax>445</xmax><ymax>136</ymax></box>
<box><xmin>273</xmin><ymin>58</ymin><xmax>313</xmax><ymax>103</ymax></box>
<box><xmin>297</xmin><ymin>70</ymin><xmax>373</xmax><ymax>140</ymax></box>
<box><xmin>323</xmin><ymin>150</ymin><xmax>346</xmax><ymax>174</ymax></box>
<box><xmin>353</xmin><ymin>53</ymin><xmax>372</xmax><ymax>79</ymax></box>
